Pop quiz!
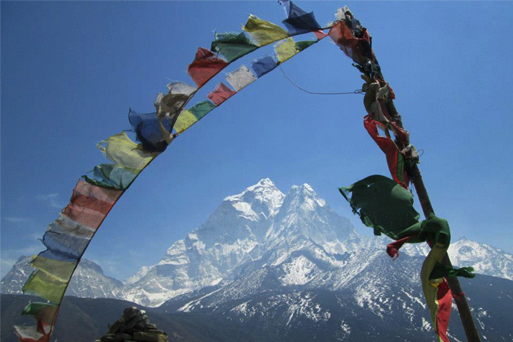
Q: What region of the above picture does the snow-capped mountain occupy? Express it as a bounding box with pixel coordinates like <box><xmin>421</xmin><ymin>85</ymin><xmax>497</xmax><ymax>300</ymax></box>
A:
<box><xmin>158</xmin><ymin>256</ymin><xmax>512</xmax><ymax>341</ymax></box>
<box><xmin>2</xmin><ymin>179</ymin><xmax>512</xmax><ymax>341</ymax></box>
<box><xmin>400</xmin><ymin>238</ymin><xmax>513</xmax><ymax>281</ymax></box>
<box><xmin>122</xmin><ymin>179</ymin><xmax>513</xmax><ymax>309</ymax></box>
<box><xmin>122</xmin><ymin>179</ymin><xmax>361</xmax><ymax>307</ymax></box>
<box><xmin>1</xmin><ymin>256</ymin><xmax>123</xmax><ymax>299</ymax></box>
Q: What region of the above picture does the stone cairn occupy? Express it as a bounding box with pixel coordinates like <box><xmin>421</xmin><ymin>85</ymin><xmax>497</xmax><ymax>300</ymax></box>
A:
<box><xmin>96</xmin><ymin>307</ymin><xmax>169</xmax><ymax>342</ymax></box>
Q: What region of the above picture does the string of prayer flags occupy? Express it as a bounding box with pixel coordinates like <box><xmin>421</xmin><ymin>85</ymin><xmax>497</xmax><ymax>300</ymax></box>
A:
<box><xmin>363</xmin><ymin>115</ymin><xmax>409</xmax><ymax>189</ymax></box>
<box><xmin>242</xmin><ymin>15</ymin><xmax>289</xmax><ymax>47</ymax></box>
<box><xmin>23</xmin><ymin>180</ymin><xmax>122</xmax><ymax>304</ymax></box>
<box><xmin>211</xmin><ymin>32</ymin><xmax>258</xmax><ymax>63</ymax></box>
<box><xmin>15</xmin><ymin>4</ymin><xmax>332</xmax><ymax>340</ymax></box>
<box><xmin>188</xmin><ymin>47</ymin><xmax>229</xmax><ymax>87</ymax></box>
<box><xmin>226</xmin><ymin>65</ymin><xmax>257</xmax><ymax>91</ymax></box>
<box><xmin>208</xmin><ymin>83</ymin><xmax>236</xmax><ymax>106</ymax></box>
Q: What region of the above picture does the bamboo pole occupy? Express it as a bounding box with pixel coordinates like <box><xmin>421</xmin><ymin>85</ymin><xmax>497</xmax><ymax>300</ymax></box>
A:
<box><xmin>408</xmin><ymin>164</ymin><xmax>481</xmax><ymax>341</ymax></box>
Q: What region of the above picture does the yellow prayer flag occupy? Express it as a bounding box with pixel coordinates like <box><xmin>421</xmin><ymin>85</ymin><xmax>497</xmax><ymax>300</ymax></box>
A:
<box><xmin>23</xmin><ymin>270</ymin><xmax>67</xmax><ymax>304</ymax></box>
<box><xmin>275</xmin><ymin>38</ymin><xmax>298</xmax><ymax>63</ymax></box>
<box><xmin>174</xmin><ymin>110</ymin><xmax>197</xmax><ymax>133</ymax></box>
<box><xmin>31</xmin><ymin>256</ymin><xmax>76</xmax><ymax>282</ymax></box>
<box><xmin>97</xmin><ymin>132</ymin><xmax>157</xmax><ymax>171</ymax></box>
<box><xmin>242</xmin><ymin>15</ymin><xmax>289</xmax><ymax>47</ymax></box>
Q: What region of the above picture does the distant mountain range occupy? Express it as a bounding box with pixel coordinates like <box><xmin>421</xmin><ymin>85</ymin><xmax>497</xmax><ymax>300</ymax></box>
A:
<box><xmin>1</xmin><ymin>256</ymin><xmax>123</xmax><ymax>299</ymax></box>
<box><xmin>2</xmin><ymin>178</ymin><xmax>513</xmax><ymax>341</ymax></box>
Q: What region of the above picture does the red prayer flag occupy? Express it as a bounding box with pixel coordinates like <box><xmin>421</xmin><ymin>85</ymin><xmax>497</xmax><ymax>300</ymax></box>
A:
<box><xmin>73</xmin><ymin>179</ymin><xmax>122</xmax><ymax>204</ymax></box>
<box><xmin>386</xmin><ymin>235</ymin><xmax>416</xmax><ymax>259</ymax></box>
<box><xmin>207</xmin><ymin>83</ymin><xmax>236</xmax><ymax>106</ymax></box>
<box><xmin>364</xmin><ymin>115</ymin><xmax>409</xmax><ymax>189</ymax></box>
<box><xmin>14</xmin><ymin>325</ymin><xmax>51</xmax><ymax>342</ymax></box>
<box><xmin>328</xmin><ymin>21</ymin><xmax>375</xmax><ymax>65</ymax></box>
<box><xmin>188</xmin><ymin>47</ymin><xmax>229</xmax><ymax>88</ymax></box>
<box><xmin>314</xmin><ymin>30</ymin><xmax>327</xmax><ymax>40</ymax></box>
<box><xmin>436</xmin><ymin>282</ymin><xmax>452</xmax><ymax>342</ymax></box>
<box><xmin>62</xmin><ymin>180</ymin><xmax>122</xmax><ymax>229</ymax></box>
<box><xmin>328</xmin><ymin>22</ymin><xmax>360</xmax><ymax>63</ymax></box>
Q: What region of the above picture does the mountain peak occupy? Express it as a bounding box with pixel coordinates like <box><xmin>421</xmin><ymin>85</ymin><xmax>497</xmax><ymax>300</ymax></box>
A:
<box><xmin>286</xmin><ymin>183</ymin><xmax>326</xmax><ymax>209</ymax></box>
<box><xmin>224</xmin><ymin>179</ymin><xmax>285</xmax><ymax>215</ymax></box>
<box><xmin>245</xmin><ymin>178</ymin><xmax>279</xmax><ymax>194</ymax></box>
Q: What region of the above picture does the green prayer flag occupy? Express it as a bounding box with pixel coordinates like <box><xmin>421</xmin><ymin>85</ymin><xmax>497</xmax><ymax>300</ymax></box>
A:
<box><xmin>340</xmin><ymin>175</ymin><xmax>452</xmax><ymax>246</ymax></box>
<box><xmin>339</xmin><ymin>175</ymin><xmax>420</xmax><ymax>239</ymax></box>
<box><xmin>211</xmin><ymin>32</ymin><xmax>258</xmax><ymax>63</ymax></box>
<box><xmin>430</xmin><ymin>263</ymin><xmax>476</xmax><ymax>280</ymax></box>
<box><xmin>21</xmin><ymin>302</ymin><xmax>57</xmax><ymax>317</ymax></box>
<box><xmin>420</xmin><ymin>214</ymin><xmax>451</xmax><ymax>248</ymax></box>
<box><xmin>189</xmin><ymin>100</ymin><xmax>216</xmax><ymax>120</ymax></box>
<box><xmin>21</xmin><ymin>302</ymin><xmax>58</xmax><ymax>325</ymax></box>
<box><xmin>83</xmin><ymin>163</ymin><xmax>138</xmax><ymax>190</ymax></box>
<box><xmin>295</xmin><ymin>40</ymin><xmax>317</xmax><ymax>52</ymax></box>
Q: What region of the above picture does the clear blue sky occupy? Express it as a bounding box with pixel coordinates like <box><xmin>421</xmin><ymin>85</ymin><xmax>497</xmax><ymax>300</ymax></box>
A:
<box><xmin>2</xmin><ymin>1</ymin><xmax>512</xmax><ymax>280</ymax></box>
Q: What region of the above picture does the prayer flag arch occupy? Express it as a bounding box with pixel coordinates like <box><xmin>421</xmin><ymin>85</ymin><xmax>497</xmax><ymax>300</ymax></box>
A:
<box><xmin>14</xmin><ymin>2</ymin><xmax>481</xmax><ymax>342</ymax></box>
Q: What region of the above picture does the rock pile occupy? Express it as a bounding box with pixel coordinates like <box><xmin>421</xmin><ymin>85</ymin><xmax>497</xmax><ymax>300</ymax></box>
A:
<box><xmin>96</xmin><ymin>307</ymin><xmax>168</xmax><ymax>342</ymax></box>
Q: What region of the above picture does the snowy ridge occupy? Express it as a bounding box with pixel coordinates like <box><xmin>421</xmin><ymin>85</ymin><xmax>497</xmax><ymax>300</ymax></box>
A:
<box><xmin>1</xmin><ymin>256</ymin><xmax>123</xmax><ymax>299</ymax></box>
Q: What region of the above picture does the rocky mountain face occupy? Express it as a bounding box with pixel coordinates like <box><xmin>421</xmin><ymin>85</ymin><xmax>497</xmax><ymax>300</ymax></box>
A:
<box><xmin>1</xmin><ymin>256</ymin><xmax>123</xmax><ymax>299</ymax></box>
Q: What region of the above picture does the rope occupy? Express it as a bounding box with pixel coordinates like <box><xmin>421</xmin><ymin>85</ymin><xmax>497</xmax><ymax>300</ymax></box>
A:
<box><xmin>279</xmin><ymin>66</ymin><xmax>362</xmax><ymax>95</ymax></box>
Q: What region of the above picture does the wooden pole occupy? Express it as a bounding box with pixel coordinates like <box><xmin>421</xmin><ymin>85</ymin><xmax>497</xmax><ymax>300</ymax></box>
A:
<box><xmin>409</xmin><ymin>164</ymin><xmax>481</xmax><ymax>341</ymax></box>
